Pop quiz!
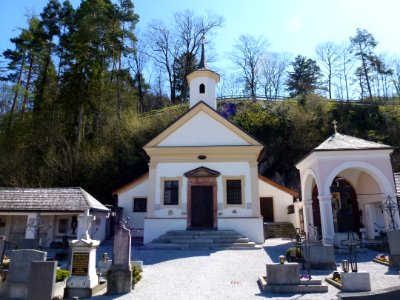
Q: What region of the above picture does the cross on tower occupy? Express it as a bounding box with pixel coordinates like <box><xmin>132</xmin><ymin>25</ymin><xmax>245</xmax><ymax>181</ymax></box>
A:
<box><xmin>332</xmin><ymin>120</ymin><xmax>338</xmax><ymax>134</ymax></box>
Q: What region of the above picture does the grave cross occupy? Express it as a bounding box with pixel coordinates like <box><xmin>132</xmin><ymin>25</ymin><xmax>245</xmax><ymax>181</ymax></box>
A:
<box><xmin>78</xmin><ymin>209</ymin><xmax>96</xmax><ymax>240</ymax></box>
<box><xmin>341</xmin><ymin>232</ymin><xmax>362</xmax><ymax>272</ymax></box>
<box><xmin>332</xmin><ymin>120</ymin><xmax>338</xmax><ymax>134</ymax></box>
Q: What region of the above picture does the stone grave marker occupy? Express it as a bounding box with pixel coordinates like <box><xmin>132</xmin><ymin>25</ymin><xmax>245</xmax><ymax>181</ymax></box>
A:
<box><xmin>16</xmin><ymin>238</ymin><xmax>37</xmax><ymax>250</ymax></box>
<box><xmin>386</xmin><ymin>230</ymin><xmax>400</xmax><ymax>266</ymax></box>
<box><xmin>0</xmin><ymin>249</ymin><xmax>46</xmax><ymax>299</ymax></box>
<box><xmin>107</xmin><ymin>223</ymin><xmax>132</xmax><ymax>294</ymax></box>
<box><xmin>64</xmin><ymin>210</ymin><xmax>102</xmax><ymax>299</ymax></box>
<box><xmin>0</xmin><ymin>238</ymin><xmax>6</xmax><ymax>264</ymax></box>
<box><xmin>27</xmin><ymin>261</ymin><xmax>57</xmax><ymax>300</ymax></box>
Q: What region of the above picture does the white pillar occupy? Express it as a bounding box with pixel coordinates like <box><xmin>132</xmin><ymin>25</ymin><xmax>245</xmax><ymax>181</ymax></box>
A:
<box><xmin>318</xmin><ymin>195</ymin><xmax>335</xmax><ymax>245</ymax></box>
<box><xmin>303</xmin><ymin>198</ymin><xmax>314</xmax><ymax>240</ymax></box>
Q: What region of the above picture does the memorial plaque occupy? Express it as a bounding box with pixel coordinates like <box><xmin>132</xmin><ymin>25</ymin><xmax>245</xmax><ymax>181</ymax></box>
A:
<box><xmin>72</xmin><ymin>252</ymin><xmax>89</xmax><ymax>276</ymax></box>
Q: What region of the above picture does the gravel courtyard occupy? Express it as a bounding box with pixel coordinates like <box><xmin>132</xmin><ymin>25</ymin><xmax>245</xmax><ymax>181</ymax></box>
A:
<box><xmin>91</xmin><ymin>238</ymin><xmax>400</xmax><ymax>300</ymax></box>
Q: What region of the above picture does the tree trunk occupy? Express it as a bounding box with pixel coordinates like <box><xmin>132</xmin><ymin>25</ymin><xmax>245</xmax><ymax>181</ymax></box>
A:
<box><xmin>7</xmin><ymin>51</ymin><xmax>26</xmax><ymax>133</ymax></box>
<box><xmin>361</xmin><ymin>54</ymin><xmax>373</xmax><ymax>100</ymax></box>
<box><xmin>21</xmin><ymin>54</ymin><xmax>34</xmax><ymax>114</ymax></box>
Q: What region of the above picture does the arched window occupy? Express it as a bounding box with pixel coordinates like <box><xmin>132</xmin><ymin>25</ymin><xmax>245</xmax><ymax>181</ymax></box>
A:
<box><xmin>199</xmin><ymin>83</ymin><xmax>205</xmax><ymax>94</ymax></box>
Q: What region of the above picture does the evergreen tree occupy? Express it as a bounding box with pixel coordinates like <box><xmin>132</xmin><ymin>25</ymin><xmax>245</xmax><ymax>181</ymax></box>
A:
<box><xmin>350</xmin><ymin>28</ymin><xmax>378</xmax><ymax>101</ymax></box>
<box><xmin>286</xmin><ymin>55</ymin><xmax>321</xmax><ymax>100</ymax></box>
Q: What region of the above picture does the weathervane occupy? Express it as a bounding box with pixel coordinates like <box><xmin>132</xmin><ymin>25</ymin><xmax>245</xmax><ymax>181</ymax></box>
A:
<box><xmin>332</xmin><ymin>120</ymin><xmax>338</xmax><ymax>134</ymax></box>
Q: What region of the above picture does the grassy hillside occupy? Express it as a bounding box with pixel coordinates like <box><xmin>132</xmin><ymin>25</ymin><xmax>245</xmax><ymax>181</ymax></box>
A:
<box><xmin>1</xmin><ymin>95</ymin><xmax>399</xmax><ymax>202</ymax></box>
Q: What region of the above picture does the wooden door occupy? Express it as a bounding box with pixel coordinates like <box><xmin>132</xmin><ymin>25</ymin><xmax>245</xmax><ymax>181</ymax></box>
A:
<box><xmin>260</xmin><ymin>197</ymin><xmax>274</xmax><ymax>222</ymax></box>
<box><xmin>191</xmin><ymin>186</ymin><xmax>213</xmax><ymax>228</ymax></box>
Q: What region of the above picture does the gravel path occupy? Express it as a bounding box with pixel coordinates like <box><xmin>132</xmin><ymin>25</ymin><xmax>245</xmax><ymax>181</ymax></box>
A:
<box><xmin>89</xmin><ymin>238</ymin><xmax>400</xmax><ymax>300</ymax></box>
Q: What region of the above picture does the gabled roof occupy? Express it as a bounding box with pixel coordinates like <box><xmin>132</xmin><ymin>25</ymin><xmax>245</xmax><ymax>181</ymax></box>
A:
<box><xmin>184</xmin><ymin>166</ymin><xmax>220</xmax><ymax>177</ymax></box>
<box><xmin>315</xmin><ymin>133</ymin><xmax>392</xmax><ymax>151</ymax></box>
<box><xmin>0</xmin><ymin>187</ymin><xmax>109</xmax><ymax>212</ymax></box>
<box><xmin>296</xmin><ymin>132</ymin><xmax>393</xmax><ymax>167</ymax></box>
<box><xmin>259</xmin><ymin>175</ymin><xmax>299</xmax><ymax>197</ymax></box>
<box><xmin>144</xmin><ymin>101</ymin><xmax>262</xmax><ymax>148</ymax></box>
<box><xmin>112</xmin><ymin>173</ymin><xmax>149</xmax><ymax>195</ymax></box>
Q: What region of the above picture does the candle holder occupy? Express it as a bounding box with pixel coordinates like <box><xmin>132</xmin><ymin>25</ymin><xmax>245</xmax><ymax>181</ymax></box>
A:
<box><xmin>279</xmin><ymin>255</ymin><xmax>285</xmax><ymax>264</ymax></box>
<box><xmin>342</xmin><ymin>259</ymin><xmax>349</xmax><ymax>272</ymax></box>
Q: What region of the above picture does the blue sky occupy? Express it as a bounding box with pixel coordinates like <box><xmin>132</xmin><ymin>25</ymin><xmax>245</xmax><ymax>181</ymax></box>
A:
<box><xmin>2</xmin><ymin>0</ymin><xmax>400</xmax><ymax>73</ymax></box>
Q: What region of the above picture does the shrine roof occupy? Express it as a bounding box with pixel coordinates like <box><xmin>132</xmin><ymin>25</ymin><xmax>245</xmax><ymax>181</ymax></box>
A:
<box><xmin>0</xmin><ymin>187</ymin><xmax>109</xmax><ymax>212</ymax></box>
<box><xmin>315</xmin><ymin>133</ymin><xmax>391</xmax><ymax>151</ymax></box>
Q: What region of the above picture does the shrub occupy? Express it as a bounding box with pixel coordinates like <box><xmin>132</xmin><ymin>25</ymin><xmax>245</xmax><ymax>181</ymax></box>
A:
<box><xmin>56</xmin><ymin>269</ymin><xmax>70</xmax><ymax>282</ymax></box>
<box><xmin>285</xmin><ymin>247</ymin><xmax>303</xmax><ymax>262</ymax></box>
<box><xmin>132</xmin><ymin>265</ymin><xmax>142</xmax><ymax>286</ymax></box>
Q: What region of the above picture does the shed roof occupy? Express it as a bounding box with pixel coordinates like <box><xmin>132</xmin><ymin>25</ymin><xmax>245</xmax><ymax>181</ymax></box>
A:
<box><xmin>258</xmin><ymin>175</ymin><xmax>299</xmax><ymax>197</ymax></box>
<box><xmin>0</xmin><ymin>187</ymin><xmax>109</xmax><ymax>212</ymax></box>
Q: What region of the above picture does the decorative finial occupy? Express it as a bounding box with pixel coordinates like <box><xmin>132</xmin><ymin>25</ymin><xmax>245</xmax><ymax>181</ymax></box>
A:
<box><xmin>332</xmin><ymin>120</ymin><xmax>338</xmax><ymax>134</ymax></box>
<box><xmin>197</xmin><ymin>32</ymin><xmax>208</xmax><ymax>69</ymax></box>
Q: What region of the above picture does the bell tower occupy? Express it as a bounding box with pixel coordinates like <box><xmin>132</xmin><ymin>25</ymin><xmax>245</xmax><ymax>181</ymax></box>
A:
<box><xmin>187</xmin><ymin>35</ymin><xmax>220</xmax><ymax>109</ymax></box>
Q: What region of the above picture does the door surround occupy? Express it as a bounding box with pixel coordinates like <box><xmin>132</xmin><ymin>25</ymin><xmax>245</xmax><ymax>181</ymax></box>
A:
<box><xmin>184</xmin><ymin>167</ymin><xmax>220</xmax><ymax>229</ymax></box>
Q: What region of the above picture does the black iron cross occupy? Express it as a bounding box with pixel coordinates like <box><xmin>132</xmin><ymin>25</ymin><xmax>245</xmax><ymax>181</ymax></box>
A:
<box><xmin>341</xmin><ymin>232</ymin><xmax>362</xmax><ymax>272</ymax></box>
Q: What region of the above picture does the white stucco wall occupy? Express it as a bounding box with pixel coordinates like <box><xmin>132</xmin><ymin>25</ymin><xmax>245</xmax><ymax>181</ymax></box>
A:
<box><xmin>118</xmin><ymin>178</ymin><xmax>149</xmax><ymax>237</ymax></box>
<box><xmin>144</xmin><ymin>218</ymin><xmax>187</xmax><ymax>244</ymax></box>
<box><xmin>218</xmin><ymin>217</ymin><xmax>264</xmax><ymax>243</ymax></box>
<box><xmin>258</xmin><ymin>179</ymin><xmax>297</xmax><ymax>225</ymax></box>
<box><xmin>154</xmin><ymin>162</ymin><xmax>254</xmax><ymax>219</ymax></box>
<box><xmin>189</xmin><ymin>76</ymin><xmax>217</xmax><ymax>109</ymax></box>
<box><xmin>158</xmin><ymin>112</ymin><xmax>248</xmax><ymax>147</ymax></box>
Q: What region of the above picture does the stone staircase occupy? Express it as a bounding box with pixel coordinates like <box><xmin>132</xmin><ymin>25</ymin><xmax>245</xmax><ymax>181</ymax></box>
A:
<box><xmin>264</xmin><ymin>222</ymin><xmax>296</xmax><ymax>238</ymax></box>
<box><xmin>144</xmin><ymin>230</ymin><xmax>261</xmax><ymax>250</ymax></box>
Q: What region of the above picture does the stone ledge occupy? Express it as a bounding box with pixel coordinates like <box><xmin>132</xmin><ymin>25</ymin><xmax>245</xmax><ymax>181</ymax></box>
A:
<box><xmin>258</xmin><ymin>276</ymin><xmax>328</xmax><ymax>293</ymax></box>
<box><xmin>338</xmin><ymin>285</ymin><xmax>400</xmax><ymax>300</ymax></box>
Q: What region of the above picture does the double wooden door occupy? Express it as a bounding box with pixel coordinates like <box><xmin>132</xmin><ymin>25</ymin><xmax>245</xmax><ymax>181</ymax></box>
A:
<box><xmin>191</xmin><ymin>186</ymin><xmax>214</xmax><ymax>228</ymax></box>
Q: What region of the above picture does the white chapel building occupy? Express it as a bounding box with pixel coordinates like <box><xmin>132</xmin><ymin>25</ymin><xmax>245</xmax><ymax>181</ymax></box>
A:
<box><xmin>113</xmin><ymin>39</ymin><xmax>299</xmax><ymax>244</ymax></box>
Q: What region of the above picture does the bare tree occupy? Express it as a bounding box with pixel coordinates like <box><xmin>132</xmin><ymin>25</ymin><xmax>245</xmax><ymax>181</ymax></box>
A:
<box><xmin>146</xmin><ymin>20</ymin><xmax>180</xmax><ymax>103</ymax></box>
<box><xmin>336</xmin><ymin>42</ymin><xmax>355</xmax><ymax>100</ymax></box>
<box><xmin>217</xmin><ymin>72</ymin><xmax>242</xmax><ymax>98</ymax></box>
<box><xmin>350</xmin><ymin>28</ymin><xmax>378</xmax><ymax>100</ymax></box>
<box><xmin>260</xmin><ymin>52</ymin><xmax>291</xmax><ymax>100</ymax></box>
<box><xmin>230</xmin><ymin>35</ymin><xmax>268</xmax><ymax>98</ymax></box>
<box><xmin>145</xmin><ymin>11</ymin><xmax>223</xmax><ymax>104</ymax></box>
<box><xmin>174</xmin><ymin>10</ymin><xmax>223</xmax><ymax>102</ymax></box>
<box><xmin>391</xmin><ymin>57</ymin><xmax>400</xmax><ymax>96</ymax></box>
<box><xmin>315</xmin><ymin>41</ymin><xmax>340</xmax><ymax>99</ymax></box>
<box><xmin>129</xmin><ymin>30</ymin><xmax>149</xmax><ymax>113</ymax></box>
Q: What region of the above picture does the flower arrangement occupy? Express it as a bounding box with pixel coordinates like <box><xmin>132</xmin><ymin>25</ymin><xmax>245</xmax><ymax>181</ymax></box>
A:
<box><xmin>375</xmin><ymin>254</ymin><xmax>389</xmax><ymax>263</ymax></box>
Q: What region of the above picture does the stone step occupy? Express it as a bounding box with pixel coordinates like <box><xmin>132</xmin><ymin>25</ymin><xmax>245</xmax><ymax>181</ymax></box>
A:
<box><xmin>148</xmin><ymin>230</ymin><xmax>258</xmax><ymax>250</ymax></box>
<box><xmin>171</xmin><ymin>238</ymin><xmax>214</xmax><ymax>244</ymax></box>
<box><xmin>167</xmin><ymin>230</ymin><xmax>238</xmax><ymax>236</ymax></box>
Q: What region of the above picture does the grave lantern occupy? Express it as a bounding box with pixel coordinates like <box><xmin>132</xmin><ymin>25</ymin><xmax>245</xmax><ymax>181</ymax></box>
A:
<box><xmin>342</xmin><ymin>260</ymin><xmax>349</xmax><ymax>272</ymax></box>
<box><xmin>279</xmin><ymin>255</ymin><xmax>285</xmax><ymax>264</ymax></box>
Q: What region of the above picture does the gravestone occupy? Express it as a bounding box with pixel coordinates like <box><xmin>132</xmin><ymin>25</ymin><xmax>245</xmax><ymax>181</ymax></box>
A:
<box><xmin>386</xmin><ymin>230</ymin><xmax>400</xmax><ymax>267</ymax></box>
<box><xmin>107</xmin><ymin>223</ymin><xmax>132</xmax><ymax>294</ymax></box>
<box><xmin>65</xmin><ymin>210</ymin><xmax>101</xmax><ymax>299</ymax></box>
<box><xmin>97</xmin><ymin>253</ymin><xmax>112</xmax><ymax>277</ymax></box>
<box><xmin>261</xmin><ymin>262</ymin><xmax>328</xmax><ymax>293</ymax></box>
<box><xmin>0</xmin><ymin>239</ymin><xmax>6</xmax><ymax>264</ymax></box>
<box><xmin>0</xmin><ymin>249</ymin><xmax>46</xmax><ymax>299</ymax></box>
<box><xmin>16</xmin><ymin>238</ymin><xmax>37</xmax><ymax>250</ymax></box>
<box><xmin>27</xmin><ymin>261</ymin><xmax>57</xmax><ymax>300</ymax></box>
